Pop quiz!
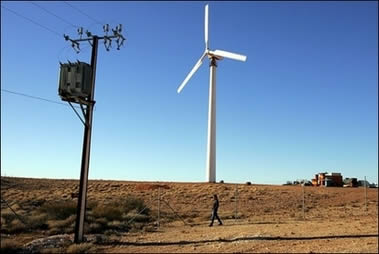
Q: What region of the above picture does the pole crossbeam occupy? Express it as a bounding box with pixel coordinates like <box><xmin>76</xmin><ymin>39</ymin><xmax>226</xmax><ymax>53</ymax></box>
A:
<box><xmin>64</xmin><ymin>24</ymin><xmax>126</xmax><ymax>53</ymax></box>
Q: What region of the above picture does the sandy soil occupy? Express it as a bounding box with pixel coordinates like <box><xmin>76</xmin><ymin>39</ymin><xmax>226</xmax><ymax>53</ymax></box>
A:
<box><xmin>100</xmin><ymin>218</ymin><xmax>378</xmax><ymax>253</ymax></box>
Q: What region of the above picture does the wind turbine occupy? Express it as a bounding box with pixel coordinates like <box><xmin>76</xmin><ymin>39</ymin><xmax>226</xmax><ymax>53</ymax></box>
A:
<box><xmin>177</xmin><ymin>4</ymin><xmax>247</xmax><ymax>183</ymax></box>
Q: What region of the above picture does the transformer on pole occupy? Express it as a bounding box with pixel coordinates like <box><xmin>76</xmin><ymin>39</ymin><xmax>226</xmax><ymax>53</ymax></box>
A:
<box><xmin>58</xmin><ymin>25</ymin><xmax>126</xmax><ymax>243</ymax></box>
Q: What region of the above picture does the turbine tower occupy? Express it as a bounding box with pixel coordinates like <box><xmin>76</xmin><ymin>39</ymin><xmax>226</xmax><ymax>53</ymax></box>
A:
<box><xmin>177</xmin><ymin>4</ymin><xmax>247</xmax><ymax>183</ymax></box>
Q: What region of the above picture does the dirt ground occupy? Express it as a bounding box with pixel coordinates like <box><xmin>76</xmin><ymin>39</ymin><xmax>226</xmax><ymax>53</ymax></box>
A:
<box><xmin>1</xmin><ymin>177</ymin><xmax>378</xmax><ymax>253</ymax></box>
<box><xmin>100</xmin><ymin>217</ymin><xmax>378</xmax><ymax>253</ymax></box>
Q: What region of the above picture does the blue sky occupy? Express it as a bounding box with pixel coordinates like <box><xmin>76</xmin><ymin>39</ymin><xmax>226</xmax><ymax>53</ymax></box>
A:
<box><xmin>1</xmin><ymin>1</ymin><xmax>377</xmax><ymax>184</ymax></box>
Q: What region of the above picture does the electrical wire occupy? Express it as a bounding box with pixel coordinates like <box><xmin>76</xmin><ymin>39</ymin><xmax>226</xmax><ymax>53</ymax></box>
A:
<box><xmin>1</xmin><ymin>4</ymin><xmax>61</xmax><ymax>37</ymax></box>
<box><xmin>30</xmin><ymin>1</ymin><xmax>78</xmax><ymax>28</ymax></box>
<box><xmin>63</xmin><ymin>1</ymin><xmax>102</xmax><ymax>25</ymax></box>
<box><xmin>1</xmin><ymin>89</ymin><xmax>78</xmax><ymax>108</ymax></box>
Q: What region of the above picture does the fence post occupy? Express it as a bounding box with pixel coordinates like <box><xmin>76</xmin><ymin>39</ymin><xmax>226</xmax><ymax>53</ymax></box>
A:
<box><xmin>157</xmin><ymin>187</ymin><xmax>161</xmax><ymax>228</ymax></box>
<box><xmin>235</xmin><ymin>184</ymin><xmax>238</xmax><ymax>222</ymax></box>
<box><xmin>364</xmin><ymin>176</ymin><xmax>367</xmax><ymax>214</ymax></box>
<box><xmin>302</xmin><ymin>184</ymin><xmax>305</xmax><ymax>220</ymax></box>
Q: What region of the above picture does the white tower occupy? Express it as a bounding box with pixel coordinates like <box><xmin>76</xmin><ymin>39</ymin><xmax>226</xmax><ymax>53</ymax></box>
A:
<box><xmin>177</xmin><ymin>4</ymin><xmax>247</xmax><ymax>183</ymax></box>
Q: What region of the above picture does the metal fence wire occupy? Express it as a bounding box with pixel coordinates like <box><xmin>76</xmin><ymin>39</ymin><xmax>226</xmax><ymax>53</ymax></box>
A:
<box><xmin>1</xmin><ymin>178</ymin><xmax>378</xmax><ymax>233</ymax></box>
<box><xmin>140</xmin><ymin>184</ymin><xmax>378</xmax><ymax>229</ymax></box>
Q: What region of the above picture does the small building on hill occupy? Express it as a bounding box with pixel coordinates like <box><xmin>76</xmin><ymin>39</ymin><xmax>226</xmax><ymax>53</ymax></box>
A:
<box><xmin>311</xmin><ymin>172</ymin><xmax>343</xmax><ymax>187</ymax></box>
<box><xmin>343</xmin><ymin>178</ymin><xmax>358</xmax><ymax>187</ymax></box>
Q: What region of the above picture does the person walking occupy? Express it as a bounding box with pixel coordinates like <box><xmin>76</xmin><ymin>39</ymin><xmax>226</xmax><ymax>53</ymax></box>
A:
<box><xmin>209</xmin><ymin>194</ymin><xmax>223</xmax><ymax>226</ymax></box>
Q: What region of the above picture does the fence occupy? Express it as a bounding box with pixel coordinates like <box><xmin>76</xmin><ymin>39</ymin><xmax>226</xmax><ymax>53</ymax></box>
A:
<box><xmin>1</xmin><ymin>177</ymin><xmax>378</xmax><ymax>234</ymax></box>
<box><xmin>128</xmin><ymin>182</ymin><xmax>378</xmax><ymax>229</ymax></box>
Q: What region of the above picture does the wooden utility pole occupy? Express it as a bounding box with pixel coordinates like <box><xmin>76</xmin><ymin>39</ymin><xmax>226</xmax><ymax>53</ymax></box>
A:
<box><xmin>61</xmin><ymin>25</ymin><xmax>126</xmax><ymax>243</ymax></box>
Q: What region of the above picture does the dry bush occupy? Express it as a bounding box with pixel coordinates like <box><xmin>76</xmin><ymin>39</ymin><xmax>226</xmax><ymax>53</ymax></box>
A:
<box><xmin>66</xmin><ymin>243</ymin><xmax>95</xmax><ymax>253</ymax></box>
<box><xmin>47</xmin><ymin>215</ymin><xmax>76</xmax><ymax>234</ymax></box>
<box><xmin>9</xmin><ymin>204</ymin><xmax>21</xmax><ymax>211</ymax></box>
<box><xmin>40</xmin><ymin>200</ymin><xmax>76</xmax><ymax>220</ymax></box>
<box><xmin>91</xmin><ymin>196</ymin><xmax>150</xmax><ymax>222</ymax></box>
<box><xmin>124</xmin><ymin>213</ymin><xmax>151</xmax><ymax>223</ymax></box>
<box><xmin>1</xmin><ymin>210</ymin><xmax>17</xmax><ymax>224</ymax></box>
<box><xmin>0</xmin><ymin>238</ymin><xmax>23</xmax><ymax>254</ymax></box>
<box><xmin>92</xmin><ymin>205</ymin><xmax>123</xmax><ymax>221</ymax></box>
<box><xmin>122</xmin><ymin>196</ymin><xmax>150</xmax><ymax>215</ymax></box>
<box><xmin>87</xmin><ymin>222</ymin><xmax>102</xmax><ymax>233</ymax></box>
<box><xmin>86</xmin><ymin>200</ymin><xmax>98</xmax><ymax>210</ymax></box>
<box><xmin>5</xmin><ymin>219</ymin><xmax>27</xmax><ymax>234</ymax></box>
<box><xmin>135</xmin><ymin>184</ymin><xmax>170</xmax><ymax>191</ymax></box>
<box><xmin>107</xmin><ymin>220</ymin><xmax>121</xmax><ymax>229</ymax></box>
<box><xmin>94</xmin><ymin>217</ymin><xmax>107</xmax><ymax>225</ymax></box>
<box><xmin>26</xmin><ymin>213</ymin><xmax>48</xmax><ymax>230</ymax></box>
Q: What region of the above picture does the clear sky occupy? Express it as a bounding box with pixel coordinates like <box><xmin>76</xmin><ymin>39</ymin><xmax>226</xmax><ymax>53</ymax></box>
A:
<box><xmin>1</xmin><ymin>1</ymin><xmax>378</xmax><ymax>184</ymax></box>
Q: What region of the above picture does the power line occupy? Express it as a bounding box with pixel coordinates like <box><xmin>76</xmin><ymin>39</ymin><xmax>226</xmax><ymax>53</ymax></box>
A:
<box><xmin>30</xmin><ymin>1</ymin><xmax>78</xmax><ymax>28</ymax></box>
<box><xmin>1</xmin><ymin>89</ymin><xmax>79</xmax><ymax>108</ymax></box>
<box><xmin>63</xmin><ymin>1</ymin><xmax>102</xmax><ymax>24</ymax></box>
<box><xmin>1</xmin><ymin>4</ymin><xmax>61</xmax><ymax>37</ymax></box>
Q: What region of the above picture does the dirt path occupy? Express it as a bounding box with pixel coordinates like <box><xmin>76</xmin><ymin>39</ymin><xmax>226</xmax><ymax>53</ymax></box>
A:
<box><xmin>100</xmin><ymin>217</ymin><xmax>378</xmax><ymax>253</ymax></box>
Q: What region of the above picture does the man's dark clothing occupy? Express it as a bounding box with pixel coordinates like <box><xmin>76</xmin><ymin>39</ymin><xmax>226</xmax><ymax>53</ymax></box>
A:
<box><xmin>209</xmin><ymin>198</ymin><xmax>222</xmax><ymax>226</ymax></box>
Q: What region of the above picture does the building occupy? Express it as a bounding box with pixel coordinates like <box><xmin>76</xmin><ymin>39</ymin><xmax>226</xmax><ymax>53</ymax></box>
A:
<box><xmin>311</xmin><ymin>172</ymin><xmax>343</xmax><ymax>187</ymax></box>
<box><xmin>343</xmin><ymin>178</ymin><xmax>358</xmax><ymax>187</ymax></box>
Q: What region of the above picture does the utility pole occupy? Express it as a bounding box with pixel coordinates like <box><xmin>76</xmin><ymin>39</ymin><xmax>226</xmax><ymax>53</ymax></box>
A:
<box><xmin>61</xmin><ymin>25</ymin><xmax>126</xmax><ymax>243</ymax></box>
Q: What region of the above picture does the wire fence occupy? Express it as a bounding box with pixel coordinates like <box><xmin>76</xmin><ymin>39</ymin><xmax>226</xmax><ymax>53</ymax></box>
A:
<box><xmin>126</xmin><ymin>183</ymin><xmax>378</xmax><ymax>230</ymax></box>
<box><xmin>1</xmin><ymin>178</ymin><xmax>378</xmax><ymax>235</ymax></box>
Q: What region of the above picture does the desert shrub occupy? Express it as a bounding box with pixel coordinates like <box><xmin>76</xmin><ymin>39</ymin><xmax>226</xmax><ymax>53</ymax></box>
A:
<box><xmin>87</xmin><ymin>222</ymin><xmax>102</xmax><ymax>234</ymax></box>
<box><xmin>122</xmin><ymin>196</ymin><xmax>149</xmax><ymax>215</ymax></box>
<box><xmin>104</xmin><ymin>229</ymin><xmax>122</xmax><ymax>236</ymax></box>
<box><xmin>40</xmin><ymin>200</ymin><xmax>76</xmax><ymax>220</ymax></box>
<box><xmin>107</xmin><ymin>220</ymin><xmax>122</xmax><ymax>229</ymax></box>
<box><xmin>86</xmin><ymin>215</ymin><xmax>95</xmax><ymax>223</ymax></box>
<box><xmin>143</xmin><ymin>225</ymin><xmax>157</xmax><ymax>232</ymax></box>
<box><xmin>47</xmin><ymin>215</ymin><xmax>76</xmax><ymax>234</ymax></box>
<box><xmin>88</xmin><ymin>197</ymin><xmax>151</xmax><ymax>234</ymax></box>
<box><xmin>1</xmin><ymin>239</ymin><xmax>23</xmax><ymax>254</ymax></box>
<box><xmin>26</xmin><ymin>213</ymin><xmax>48</xmax><ymax>230</ymax></box>
<box><xmin>124</xmin><ymin>214</ymin><xmax>151</xmax><ymax>223</ymax></box>
<box><xmin>263</xmin><ymin>208</ymin><xmax>272</xmax><ymax>213</ymax></box>
<box><xmin>6</xmin><ymin>219</ymin><xmax>27</xmax><ymax>234</ymax></box>
<box><xmin>66</xmin><ymin>243</ymin><xmax>95</xmax><ymax>253</ymax></box>
<box><xmin>1</xmin><ymin>211</ymin><xmax>17</xmax><ymax>224</ymax></box>
<box><xmin>108</xmin><ymin>220</ymin><xmax>131</xmax><ymax>232</ymax></box>
<box><xmin>95</xmin><ymin>217</ymin><xmax>107</xmax><ymax>226</ymax></box>
<box><xmin>129</xmin><ymin>222</ymin><xmax>145</xmax><ymax>233</ymax></box>
<box><xmin>10</xmin><ymin>204</ymin><xmax>21</xmax><ymax>211</ymax></box>
<box><xmin>47</xmin><ymin>227</ymin><xmax>60</xmax><ymax>235</ymax></box>
<box><xmin>92</xmin><ymin>205</ymin><xmax>123</xmax><ymax>221</ymax></box>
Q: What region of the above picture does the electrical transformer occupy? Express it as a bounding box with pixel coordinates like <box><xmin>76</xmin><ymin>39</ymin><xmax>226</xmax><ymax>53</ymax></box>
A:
<box><xmin>58</xmin><ymin>61</ymin><xmax>92</xmax><ymax>102</ymax></box>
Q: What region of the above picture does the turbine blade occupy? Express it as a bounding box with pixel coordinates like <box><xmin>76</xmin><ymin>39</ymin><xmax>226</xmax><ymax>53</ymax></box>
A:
<box><xmin>212</xmin><ymin>49</ymin><xmax>247</xmax><ymax>62</ymax></box>
<box><xmin>205</xmin><ymin>4</ymin><xmax>209</xmax><ymax>49</ymax></box>
<box><xmin>177</xmin><ymin>52</ymin><xmax>207</xmax><ymax>93</ymax></box>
